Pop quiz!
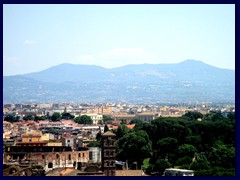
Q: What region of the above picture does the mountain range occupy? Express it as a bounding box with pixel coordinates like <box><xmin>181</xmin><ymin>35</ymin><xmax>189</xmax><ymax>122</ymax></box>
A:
<box><xmin>3</xmin><ymin>60</ymin><xmax>235</xmax><ymax>104</ymax></box>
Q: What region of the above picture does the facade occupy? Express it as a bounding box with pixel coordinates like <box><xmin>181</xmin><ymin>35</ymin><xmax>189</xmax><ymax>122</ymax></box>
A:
<box><xmin>4</xmin><ymin>146</ymin><xmax>89</xmax><ymax>172</ymax></box>
<box><xmin>101</xmin><ymin>131</ymin><xmax>116</xmax><ymax>176</ymax></box>
<box><xmin>136</xmin><ymin>113</ymin><xmax>159</xmax><ymax>122</ymax></box>
<box><xmin>89</xmin><ymin>147</ymin><xmax>101</xmax><ymax>163</ymax></box>
<box><xmin>80</xmin><ymin>114</ymin><xmax>103</xmax><ymax>125</ymax></box>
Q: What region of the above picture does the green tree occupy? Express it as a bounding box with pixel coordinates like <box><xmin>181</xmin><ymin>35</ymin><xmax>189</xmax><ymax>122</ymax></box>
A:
<box><xmin>182</xmin><ymin>111</ymin><xmax>203</xmax><ymax>121</ymax></box>
<box><xmin>87</xmin><ymin>141</ymin><xmax>101</xmax><ymax>147</ymax></box>
<box><xmin>116</xmin><ymin>125</ymin><xmax>130</xmax><ymax>139</ymax></box>
<box><xmin>23</xmin><ymin>115</ymin><xmax>34</xmax><ymax>120</ymax></box>
<box><xmin>61</xmin><ymin>112</ymin><xmax>75</xmax><ymax>119</ymax></box>
<box><xmin>178</xmin><ymin>144</ymin><xmax>197</xmax><ymax>158</ymax></box>
<box><xmin>175</xmin><ymin>156</ymin><xmax>193</xmax><ymax>167</ymax></box>
<box><xmin>116</xmin><ymin>130</ymin><xmax>152</xmax><ymax>169</ymax></box>
<box><xmin>120</xmin><ymin>119</ymin><xmax>127</xmax><ymax>125</ymax></box>
<box><xmin>34</xmin><ymin>115</ymin><xmax>46</xmax><ymax>121</ymax></box>
<box><xmin>104</xmin><ymin>124</ymin><xmax>109</xmax><ymax>132</ymax></box>
<box><xmin>208</xmin><ymin>144</ymin><xmax>235</xmax><ymax>168</ymax></box>
<box><xmin>156</xmin><ymin>137</ymin><xmax>178</xmax><ymax>159</ymax></box>
<box><xmin>74</xmin><ymin>115</ymin><xmax>93</xmax><ymax>124</ymax></box>
<box><xmin>4</xmin><ymin>114</ymin><xmax>17</xmax><ymax>123</ymax></box>
<box><xmin>227</xmin><ymin>112</ymin><xmax>235</xmax><ymax>121</ymax></box>
<box><xmin>190</xmin><ymin>153</ymin><xmax>210</xmax><ymax>170</ymax></box>
<box><xmin>102</xmin><ymin>115</ymin><xmax>113</xmax><ymax>124</ymax></box>
<box><xmin>51</xmin><ymin>112</ymin><xmax>61</xmax><ymax>121</ymax></box>
<box><xmin>129</xmin><ymin>118</ymin><xmax>141</xmax><ymax>124</ymax></box>
<box><xmin>153</xmin><ymin>159</ymin><xmax>172</xmax><ymax>175</ymax></box>
<box><xmin>47</xmin><ymin>128</ymin><xmax>59</xmax><ymax>135</ymax></box>
<box><xmin>203</xmin><ymin>111</ymin><xmax>225</xmax><ymax>122</ymax></box>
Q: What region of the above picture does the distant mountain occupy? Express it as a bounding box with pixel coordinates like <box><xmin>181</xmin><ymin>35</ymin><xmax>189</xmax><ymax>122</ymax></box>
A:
<box><xmin>3</xmin><ymin>60</ymin><xmax>235</xmax><ymax>104</ymax></box>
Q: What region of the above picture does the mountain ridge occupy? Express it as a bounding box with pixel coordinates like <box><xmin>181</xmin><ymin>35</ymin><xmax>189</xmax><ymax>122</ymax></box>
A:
<box><xmin>3</xmin><ymin>60</ymin><xmax>235</xmax><ymax>104</ymax></box>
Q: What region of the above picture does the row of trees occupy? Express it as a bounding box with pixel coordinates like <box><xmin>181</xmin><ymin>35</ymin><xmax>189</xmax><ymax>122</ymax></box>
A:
<box><xmin>4</xmin><ymin>112</ymin><xmax>97</xmax><ymax>125</ymax></box>
<box><xmin>90</xmin><ymin>111</ymin><xmax>235</xmax><ymax>176</ymax></box>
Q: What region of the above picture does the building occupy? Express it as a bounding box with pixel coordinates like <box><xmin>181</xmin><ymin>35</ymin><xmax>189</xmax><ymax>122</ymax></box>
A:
<box><xmin>16</xmin><ymin>131</ymin><xmax>48</xmax><ymax>147</ymax></box>
<box><xmin>101</xmin><ymin>131</ymin><xmax>116</xmax><ymax>176</ymax></box>
<box><xmin>80</xmin><ymin>114</ymin><xmax>103</xmax><ymax>125</ymax></box>
<box><xmin>4</xmin><ymin>146</ymin><xmax>89</xmax><ymax>171</ymax></box>
<box><xmin>89</xmin><ymin>147</ymin><xmax>101</xmax><ymax>163</ymax></box>
<box><xmin>136</xmin><ymin>112</ymin><xmax>159</xmax><ymax>122</ymax></box>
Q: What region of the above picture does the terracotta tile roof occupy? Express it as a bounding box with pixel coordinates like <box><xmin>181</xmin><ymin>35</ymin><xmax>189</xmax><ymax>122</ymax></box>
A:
<box><xmin>3</xmin><ymin>121</ymin><xmax>12</xmax><ymax>125</ymax></box>
<box><xmin>115</xmin><ymin>170</ymin><xmax>145</xmax><ymax>176</ymax></box>
<box><xmin>113</xmin><ymin>114</ymin><xmax>136</xmax><ymax>118</ymax></box>
<box><xmin>38</xmin><ymin>120</ymin><xmax>50</xmax><ymax>124</ymax></box>
<box><xmin>126</xmin><ymin>124</ymin><xmax>135</xmax><ymax>129</ymax></box>
<box><xmin>102</xmin><ymin>131</ymin><xmax>116</xmax><ymax>136</ymax></box>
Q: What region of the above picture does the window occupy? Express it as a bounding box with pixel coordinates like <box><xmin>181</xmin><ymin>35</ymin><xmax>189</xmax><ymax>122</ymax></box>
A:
<box><xmin>83</xmin><ymin>153</ymin><xmax>85</xmax><ymax>157</ymax></box>
<box><xmin>78</xmin><ymin>153</ymin><xmax>81</xmax><ymax>158</ymax></box>
<box><xmin>42</xmin><ymin>155</ymin><xmax>45</xmax><ymax>159</ymax></box>
<box><xmin>68</xmin><ymin>154</ymin><xmax>71</xmax><ymax>160</ymax></box>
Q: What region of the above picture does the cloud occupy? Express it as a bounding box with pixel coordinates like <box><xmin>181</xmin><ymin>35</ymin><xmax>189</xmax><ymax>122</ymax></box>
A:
<box><xmin>76</xmin><ymin>48</ymin><xmax>157</xmax><ymax>68</ymax></box>
<box><xmin>23</xmin><ymin>40</ymin><xmax>36</xmax><ymax>45</ymax></box>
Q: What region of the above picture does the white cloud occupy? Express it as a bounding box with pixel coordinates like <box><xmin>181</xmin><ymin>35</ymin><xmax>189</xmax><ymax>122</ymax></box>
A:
<box><xmin>76</xmin><ymin>48</ymin><xmax>157</xmax><ymax>68</ymax></box>
<box><xmin>23</xmin><ymin>40</ymin><xmax>36</xmax><ymax>45</ymax></box>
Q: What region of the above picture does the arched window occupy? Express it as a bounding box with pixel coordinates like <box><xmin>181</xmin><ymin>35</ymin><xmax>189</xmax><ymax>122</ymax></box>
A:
<box><xmin>48</xmin><ymin>162</ymin><xmax>53</xmax><ymax>168</ymax></box>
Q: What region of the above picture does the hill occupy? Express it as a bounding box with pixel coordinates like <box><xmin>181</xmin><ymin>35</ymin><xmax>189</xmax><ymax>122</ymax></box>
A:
<box><xmin>3</xmin><ymin>60</ymin><xmax>235</xmax><ymax>104</ymax></box>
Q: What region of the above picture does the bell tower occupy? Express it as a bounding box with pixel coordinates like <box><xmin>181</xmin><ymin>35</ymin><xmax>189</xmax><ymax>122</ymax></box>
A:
<box><xmin>101</xmin><ymin>131</ymin><xmax>116</xmax><ymax>176</ymax></box>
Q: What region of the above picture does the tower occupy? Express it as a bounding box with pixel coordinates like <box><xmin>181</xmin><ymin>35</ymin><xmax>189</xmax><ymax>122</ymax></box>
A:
<box><xmin>101</xmin><ymin>131</ymin><xmax>116</xmax><ymax>176</ymax></box>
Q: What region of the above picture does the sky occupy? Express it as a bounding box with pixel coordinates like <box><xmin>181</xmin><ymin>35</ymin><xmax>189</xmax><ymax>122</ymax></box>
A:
<box><xmin>3</xmin><ymin>4</ymin><xmax>235</xmax><ymax>76</ymax></box>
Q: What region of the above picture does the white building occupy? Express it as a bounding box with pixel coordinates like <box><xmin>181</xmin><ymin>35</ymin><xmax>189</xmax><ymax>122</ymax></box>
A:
<box><xmin>89</xmin><ymin>147</ymin><xmax>101</xmax><ymax>163</ymax></box>
<box><xmin>80</xmin><ymin>114</ymin><xmax>103</xmax><ymax>125</ymax></box>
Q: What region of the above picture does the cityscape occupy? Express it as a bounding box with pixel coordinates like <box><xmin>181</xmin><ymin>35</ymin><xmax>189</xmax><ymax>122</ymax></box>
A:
<box><xmin>3</xmin><ymin>102</ymin><xmax>235</xmax><ymax>176</ymax></box>
<box><xmin>3</xmin><ymin>4</ymin><xmax>235</xmax><ymax>176</ymax></box>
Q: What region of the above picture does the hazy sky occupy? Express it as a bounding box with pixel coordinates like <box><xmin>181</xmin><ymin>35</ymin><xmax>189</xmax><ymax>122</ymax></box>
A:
<box><xmin>3</xmin><ymin>4</ymin><xmax>235</xmax><ymax>76</ymax></box>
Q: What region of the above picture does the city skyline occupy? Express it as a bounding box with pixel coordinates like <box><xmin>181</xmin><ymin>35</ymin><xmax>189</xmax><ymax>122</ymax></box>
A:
<box><xmin>3</xmin><ymin>4</ymin><xmax>235</xmax><ymax>76</ymax></box>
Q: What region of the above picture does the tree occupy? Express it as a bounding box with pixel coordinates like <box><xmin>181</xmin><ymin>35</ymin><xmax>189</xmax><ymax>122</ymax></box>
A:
<box><xmin>23</xmin><ymin>115</ymin><xmax>34</xmax><ymax>121</ymax></box>
<box><xmin>87</xmin><ymin>141</ymin><xmax>101</xmax><ymax>147</ymax></box>
<box><xmin>34</xmin><ymin>115</ymin><xmax>46</xmax><ymax>121</ymax></box>
<box><xmin>47</xmin><ymin>128</ymin><xmax>59</xmax><ymax>135</ymax></box>
<box><xmin>208</xmin><ymin>144</ymin><xmax>235</xmax><ymax>168</ymax></box>
<box><xmin>156</xmin><ymin>137</ymin><xmax>178</xmax><ymax>160</ymax></box>
<box><xmin>61</xmin><ymin>112</ymin><xmax>75</xmax><ymax>120</ymax></box>
<box><xmin>129</xmin><ymin>118</ymin><xmax>141</xmax><ymax>124</ymax></box>
<box><xmin>190</xmin><ymin>153</ymin><xmax>210</xmax><ymax>170</ymax></box>
<box><xmin>102</xmin><ymin>115</ymin><xmax>113</xmax><ymax>124</ymax></box>
<box><xmin>116</xmin><ymin>125</ymin><xmax>130</xmax><ymax>139</ymax></box>
<box><xmin>203</xmin><ymin>111</ymin><xmax>225</xmax><ymax>122</ymax></box>
<box><xmin>51</xmin><ymin>112</ymin><xmax>61</xmax><ymax>121</ymax></box>
<box><xmin>182</xmin><ymin>111</ymin><xmax>203</xmax><ymax>121</ymax></box>
<box><xmin>74</xmin><ymin>115</ymin><xmax>93</xmax><ymax>124</ymax></box>
<box><xmin>104</xmin><ymin>124</ymin><xmax>109</xmax><ymax>132</ymax></box>
<box><xmin>153</xmin><ymin>159</ymin><xmax>172</xmax><ymax>175</ymax></box>
<box><xmin>4</xmin><ymin>114</ymin><xmax>17</xmax><ymax>123</ymax></box>
<box><xmin>178</xmin><ymin>144</ymin><xmax>197</xmax><ymax>158</ymax></box>
<box><xmin>120</xmin><ymin>119</ymin><xmax>127</xmax><ymax>125</ymax></box>
<box><xmin>227</xmin><ymin>112</ymin><xmax>235</xmax><ymax>121</ymax></box>
<box><xmin>116</xmin><ymin>130</ymin><xmax>152</xmax><ymax>169</ymax></box>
